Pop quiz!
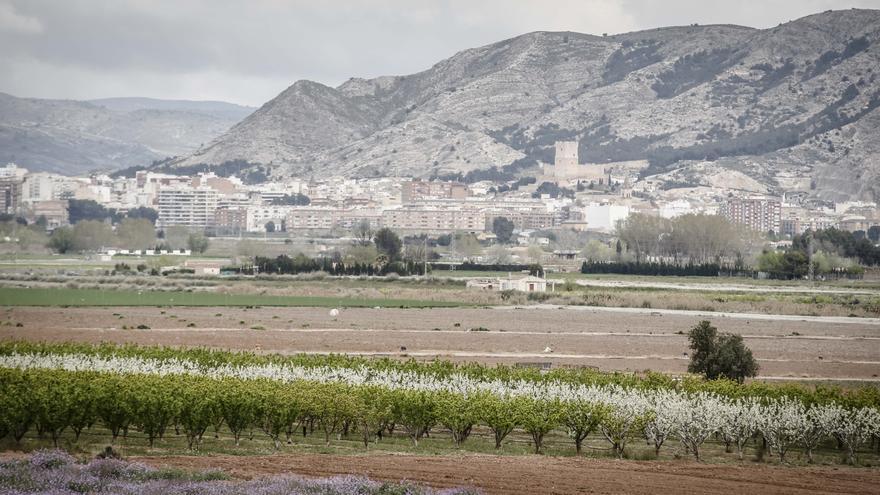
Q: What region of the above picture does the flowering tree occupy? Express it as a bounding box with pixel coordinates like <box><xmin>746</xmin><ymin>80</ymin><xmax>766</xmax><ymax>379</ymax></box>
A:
<box><xmin>758</xmin><ymin>399</ymin><xmax>806</xmax><ymax>463</ymax></box>
<box><xmin>718</xmin><ymin>398</ymin><xmax>761</xmax><ymax>460</ymax></box>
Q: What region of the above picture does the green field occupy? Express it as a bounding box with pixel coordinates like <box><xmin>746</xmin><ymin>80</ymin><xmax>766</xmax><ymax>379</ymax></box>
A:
<box><xmin>0</xmin><ymin>287</ymin><xmax>465</xmax><ymax>308</ymax></box>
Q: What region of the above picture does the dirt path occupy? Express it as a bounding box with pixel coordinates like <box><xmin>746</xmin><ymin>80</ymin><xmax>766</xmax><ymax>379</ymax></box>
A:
<box><xmin>135</xmin><ymin>453</ymin><xmax>880</xmax><ymax>495</ymax></box>
<box><xmin>3</xmin><ymin>305</ymin><xmax>880</xmax><ymax>380</ymax></box>
<box><xmin>573</xmin><ymin>278</ymin><xmax>880</xmax><ymax>295</ymax></box>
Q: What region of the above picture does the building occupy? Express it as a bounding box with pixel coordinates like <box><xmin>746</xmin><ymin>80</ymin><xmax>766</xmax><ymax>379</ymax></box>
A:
<box><xmin>285</xmin><ymin>207</ymin><xmax>344</xmax><ymax>231</ymax></box>
<box><xmin>382</xmin><ymin>205</ymin><xmax>484</xmax><ymax>233</ymax></box>
<box><xmin>543</xmin><ymin>141</ymin><xmax>605</xmax><ymax>183</ymax></box>
<box><xmin>659</xmin><ymin>200</ymin><xmax>695</xmax><ymax>219</ymax></box>
<box><xmin>21</xmin><ymin>173</ymin><xmax>76</xmax><ymax>203</ymax></box>
<box><xmin>585</xmin><ymin>203</ymin><xmax>630</xmax><ymax>231</ymax></box>
<box><xmin>184</xmin><ymin>260</ymin><xmax>224</xmax><ymax>276</ymax></box>
<box><xmin>466</xmin><ymin>274</ymin><xmax>552</xmax><ymax>292</ymax></box>
<box><xmin>157</xmin><ymin>186</ymin><xmax>219</xmax><ymax>228</ymax></box>
<box><xmin>401</xmin><ymin>179</ymin><xmax>469</xmax><ymax>203</ymax></box>
<box><xmin>720</xmin><ymin>197</ymin><xmax>782</xmax><ymax>234</ymax></box>
<box><xmin>0</xmin><ymin>177</ymin><xmax>23</xmax><ymax>215</ymax></box>
<box><xmin>214</xmin><ymin>207</ymin><xmax>248</xmax><ymax>234</ymax></box>
<box><xmin>26</xmin><ymin>200</ymin><xmax>69</xmax><ymax>229</ymax></box>
<box><xmin>0</xmin><ymin>163</ymin><xmax>27</xmax><ymax>179</ymax></box>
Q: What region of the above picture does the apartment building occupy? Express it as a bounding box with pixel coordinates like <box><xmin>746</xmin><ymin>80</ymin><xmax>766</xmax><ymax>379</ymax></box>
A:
<box><xmin>0</xmin><ymin>177</ymin><xmax>23</xmax><ymax>215</ymax></box>
<box><xmin>214</xmin><ymin>207</ymin><xmax>248</xmax><ymax>233</ymax></box>
<box><xmin>720</xmin><ymin>197</ymin><xmax>782</xmax><ymax>233</ymax></box>
<box><xmin>21</xmin><ymin>173</ymin><xmax>76</xmax><ymax>203</ymax></box>
<box><xmin>285</xmin><ymin>207</ymin><xmax>345</xmax><ymax>231</ymax></box>
<box><xmin>157</xmin><ymin>186</ymin><xmax>219</xmax><ymax>228</ymax></box>
<box><xmin>401</xmin><ymin>179</ymin><xmax>469</xmax><ymax>203</ymax></box>
<box><xmin>382</xmin><ymin>205</ymin><xmax>484</xmax><ymax>233</ymax></box>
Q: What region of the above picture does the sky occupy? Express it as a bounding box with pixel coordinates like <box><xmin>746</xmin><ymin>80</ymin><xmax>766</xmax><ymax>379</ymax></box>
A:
<box><xmin>2</xmin><ymin>0</ymin><xmax>879</xmax><ymax>107</ymax></box>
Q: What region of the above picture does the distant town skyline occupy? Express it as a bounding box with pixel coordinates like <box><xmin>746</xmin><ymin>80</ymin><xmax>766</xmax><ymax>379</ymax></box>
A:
<box><xmin>2</xmin><ymin>0</ymin><xmax>879</xmax><ymax>106</ymax></box>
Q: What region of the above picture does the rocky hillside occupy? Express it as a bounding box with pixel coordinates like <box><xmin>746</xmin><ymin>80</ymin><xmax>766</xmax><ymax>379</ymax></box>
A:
<box><xmin>0</xmin><ymin>94</ymin><xmax>253</xmax><ymax>175</ymax></box>
<box><xmin>175</xmin><ymin>9</ymin><xmax>880</xmax><ymax>201</ymax></box>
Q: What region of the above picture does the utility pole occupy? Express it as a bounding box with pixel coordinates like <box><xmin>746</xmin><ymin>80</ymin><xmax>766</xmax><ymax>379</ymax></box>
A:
<box><xmin>807</xmin><ymin>230</ymin><xmax>815</xmax><ymax>281</ymax></box>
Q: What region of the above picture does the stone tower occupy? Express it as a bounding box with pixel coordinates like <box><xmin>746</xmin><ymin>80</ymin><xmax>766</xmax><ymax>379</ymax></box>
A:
<box><xmin>554</xmin><ymin>141</ymin><xmax>579</xmax><ymax>178</ymax></box>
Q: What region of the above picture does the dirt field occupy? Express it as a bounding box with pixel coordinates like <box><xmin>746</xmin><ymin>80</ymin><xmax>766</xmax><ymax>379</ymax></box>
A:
<box><xmin>3</xmin><ymin>305</ymin><xmax>879</xmax><ymax>380</ymax></box>
<box><xmin>135</xmin><ymin>453</ymin><xmax>880</xmax><ymax>494</ymax></box>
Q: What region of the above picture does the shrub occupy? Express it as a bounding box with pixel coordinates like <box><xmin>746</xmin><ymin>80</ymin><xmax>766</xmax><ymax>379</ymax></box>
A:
<box><xmin>687</xmin><ymin>320</ymin><xmax>758</xmax><ymax>383</ymax></box>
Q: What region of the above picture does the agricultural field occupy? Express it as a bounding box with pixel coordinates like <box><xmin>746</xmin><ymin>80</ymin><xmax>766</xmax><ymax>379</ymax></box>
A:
<box><xmin>2</xmin><ymin>275</ymin><xmax>880</xmax><ymax>493</ymax></box>
<box><xmin>2</xmin><ymin>268</ymin><xmax>880</xmax><ymax>316</ymax></box>
<box><xmin>1</xmin><ymin>342</ymin><xmax>879</xmax><ymax>494</ymax></box>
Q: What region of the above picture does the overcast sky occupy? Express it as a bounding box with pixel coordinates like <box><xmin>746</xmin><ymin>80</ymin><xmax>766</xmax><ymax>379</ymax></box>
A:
<box><xmin>2</xmin><ymin>0</ymin><xmax>879</xmax><ymax>107</ymax></box>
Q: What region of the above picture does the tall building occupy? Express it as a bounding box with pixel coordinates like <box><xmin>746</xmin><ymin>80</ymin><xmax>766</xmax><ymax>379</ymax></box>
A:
<box><xmin>0</xmin><ymin>177</ymin><xmax>23</xmax><ymax>215</ymax></box>
<box><xmin>720</xmin><ymin>197</ymin><xmax>782</xmax><ymax>233</ymax></box>
<box><xmin>157</xmin><ymin>186</ymin><xmax>219</xmax><ymax>228</ymax></box>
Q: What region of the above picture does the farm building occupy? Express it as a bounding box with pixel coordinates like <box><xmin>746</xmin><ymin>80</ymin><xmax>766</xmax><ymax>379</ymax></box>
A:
<box><xmin>184</xmin><ymin>260</ymin><xmax>224</xmax><ymax>276</ymax></box>
<box><xmin>466</xmin><ymin>274</ymin><xmax>553</xmax><ymax>292</ymax></box>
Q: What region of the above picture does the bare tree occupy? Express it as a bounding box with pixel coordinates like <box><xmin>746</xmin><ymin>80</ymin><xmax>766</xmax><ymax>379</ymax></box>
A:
<box><xmin>353</xmin><ymin>220</ymin><xmax>374</xmax><ymax>247</ymax></box>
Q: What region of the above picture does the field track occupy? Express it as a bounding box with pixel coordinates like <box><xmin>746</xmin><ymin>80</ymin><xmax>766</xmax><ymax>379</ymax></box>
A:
<box><xmin>136</xmin><ymin>453</ymin><xmax>880</xmax><ymax>495</ymax></box>
<box><xmin>3</xmin><ymin>305</ymin><xmax>879</xmax><ymax>380</ymax></box>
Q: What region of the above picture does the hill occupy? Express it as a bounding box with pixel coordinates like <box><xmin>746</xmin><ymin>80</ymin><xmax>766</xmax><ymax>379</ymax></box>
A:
<box><xmin>170</xmin><ymin>9</ymin><xmax>880</xmax><ymax>202</ymax></box>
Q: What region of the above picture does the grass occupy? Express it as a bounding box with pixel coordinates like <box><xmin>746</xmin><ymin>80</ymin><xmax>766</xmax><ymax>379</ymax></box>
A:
<box><xmin>0</xmin><ymin>287</ymin><xmax>466</xmax><ymax>308</ymax></box>
<box><xmin>2</xmin><ymin>422</ymin><xmax>874</xmax><ymax>468</ymax></box>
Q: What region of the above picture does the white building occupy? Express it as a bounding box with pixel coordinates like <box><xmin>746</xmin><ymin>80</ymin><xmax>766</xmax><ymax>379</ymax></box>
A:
<box><xmin>157</xmin><ymin>186</ymin><xmax>219</xmax><ymax>228</ymax></box>
<box><xmin>21</xmin><ymin>173</ymin><xmax>76</xmax><ymax>203</ymax></box>
<box><xmin>466</xmin><ymin>274</ymin><xmax>552</xmax><ymax>292</ymax></box>
<box><xmin>585</xmin><ymin>203</ymin><xmax>630</xmax><ymax>231</ymax></box>
<box><xmin>659</xmin><ymin>199</ymin><xmax>695</xmax><ymax>219</ymax></box>
<box><xmin>0</xmin><ymin>163</ymin><xmax>27</xmax><ymax>179</ymax></box>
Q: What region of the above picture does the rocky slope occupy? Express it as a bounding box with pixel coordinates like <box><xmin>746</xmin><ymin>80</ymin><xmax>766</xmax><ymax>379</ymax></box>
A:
<box><xmin>0</xmin><ymin>94</ymin><xmax>253</xmax><ymax>175</ymax></box>
<box><xmin>174</xmin><ymin>9</ymin><xmax>879</xmax><ymax>201</ymax></box>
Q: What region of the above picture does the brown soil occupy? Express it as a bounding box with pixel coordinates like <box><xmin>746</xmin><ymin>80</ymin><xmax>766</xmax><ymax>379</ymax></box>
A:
<box><xmin>135</xmin><ymin>453</ymin><xmax>880</xmax><ymax>494</ymax></box>
<box><xmin>2</xmin><ymin>306</ymin><xmax>879</xmax><ymax>380</ymax></box>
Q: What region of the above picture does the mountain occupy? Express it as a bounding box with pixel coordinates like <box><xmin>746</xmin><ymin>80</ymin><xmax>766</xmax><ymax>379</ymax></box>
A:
<box><xmin>89</xmin><ymin>97</ymin><xmax>254</xmax><ymax>121</ymax></box>
<box><xmin>176</xmin><ymin>9</ymin><xmax>880</xmax><ymax>201</ymax></box>
<box><xmin>0</xmin><ymin>93</ymin><xmax>254</xmax><ymax>175</ymax></box>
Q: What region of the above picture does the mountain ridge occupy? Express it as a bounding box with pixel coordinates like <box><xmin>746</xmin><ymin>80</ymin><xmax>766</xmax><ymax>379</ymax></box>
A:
<box><xmin>0</xmin><ymin>92</ymin><xmax>254</xmax><ymax>175</ymax></box>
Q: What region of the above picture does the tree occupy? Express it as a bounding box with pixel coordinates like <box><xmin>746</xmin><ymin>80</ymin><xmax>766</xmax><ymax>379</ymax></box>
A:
<box><xmin>492</xmin><ymin>216</ymin><xmax>515</xmax><ymax>244</ymax></box>
<box><xmin>345</xmin><ymin>244</ymin><xmax>379</xmax><ymax>265</ymax></box>
<box><xmin>67</xmin><ymin>199</ymin><xmax>111</xmax><ymax>224</ymax></box>
<box><xmin>373</xmin><ymin>228</ymin><xmax>402</xmax><ymax>261</ymax></box>
<box><xmin>868</xmin><ymin>225</ymin><xmax>880</xmax><ymax>242</ymax></box>
<box><xmin>562</xmin><ymin>400</ymin><xmax>608</xmax><ymax>455</ymax></box>
<box><xmin>187</xmin><ymin>232</ymin><xmax>210</xmax><ymax>254</ymax></box>
<box><xmin>616</xmin><ymin>213</ymin><xmax>670</xmax><ymax>263</ymax></box>
<box><xmin>126</xmin><ymin>207</ymin><xmax>159</xmax><ymax>225</ymax></box>
<box><xmin>687</xmin><ymin>320</ymin><xmax>758</xmax><ymax>383</ymax></box>
<box><xmin>163</xmin><ymin>226</ymin><xmax>190</xmax><ymax>250</ymax></box>
<box><xmin>516</xmin><ymin>397</ymin><xmax>561</xmax><ymax>454</ymax></box>
<box><xmin>353</xmin><ymin>220</ymin><xmax>374</xmax><ymax>247</ymax></box>
<box><xmin>72</xmin><ymin>220</ymin><xmax>114</xmax><ymax>252</ymax></box>
<box><xmin>582</xmin><ymin>240</ymin><xmax>614</xmax><ymax>262</ymax></box>
<box><xmin>453</xmin><ymin>232</ymin><xmax>482</xmax><ymax>260</ymax></box>
<box><xmin>115</xmin><ymin>218</ymin><xmax>156</xmax><ymax>248</ymax></box>
<box><xmin>487</xmin><ymin>244</ymin><xmax>512</xmax><ymax>264</ymax></box>
<box><xmin>265</xmin><ymin>221</ymin><xmax>276</xmax><ymax>233</ymax></box>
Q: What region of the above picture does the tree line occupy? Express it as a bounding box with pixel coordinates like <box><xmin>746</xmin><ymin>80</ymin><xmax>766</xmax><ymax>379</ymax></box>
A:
<box><xmin>250</xmin><ymin>254</ymin><xmax>427</xmax><ymax>277</ymax></box>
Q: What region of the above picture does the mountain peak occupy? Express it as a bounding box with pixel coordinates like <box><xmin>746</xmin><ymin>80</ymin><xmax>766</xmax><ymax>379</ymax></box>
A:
<box><xmin>165</xmin><ymin>9</ymin><xmax>880</xmax><ymax>201</ymax></box>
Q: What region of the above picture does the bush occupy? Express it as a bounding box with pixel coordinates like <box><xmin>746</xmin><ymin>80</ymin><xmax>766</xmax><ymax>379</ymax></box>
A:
<box><xmin>686</xmin><ymin>320</ymin><xmax>758</xmax><ymax>383</ymax></box>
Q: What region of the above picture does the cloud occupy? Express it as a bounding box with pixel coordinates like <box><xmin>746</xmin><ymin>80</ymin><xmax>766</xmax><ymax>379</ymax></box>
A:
<box><xmin>0</xmin><ymin>0</ymin><xmax>877</xmax><ymax>106</ymax></box>
<box><xmin>0</xmin><ymin>2</ymin><xmax>43</xmax><ymax>34</ymax></box>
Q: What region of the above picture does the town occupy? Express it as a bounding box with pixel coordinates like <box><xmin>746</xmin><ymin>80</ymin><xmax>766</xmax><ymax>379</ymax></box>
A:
<box><xmin>2</xmin><ymin>141</ymin><xmax>878</xmax><ymax>261</ymax></box>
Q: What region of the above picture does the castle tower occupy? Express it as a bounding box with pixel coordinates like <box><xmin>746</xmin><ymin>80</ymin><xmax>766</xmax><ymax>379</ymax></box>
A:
<box><xmin>554</xmin><ymin>141</ymin><xmax>579</xmax><ymax>179</ymax></box>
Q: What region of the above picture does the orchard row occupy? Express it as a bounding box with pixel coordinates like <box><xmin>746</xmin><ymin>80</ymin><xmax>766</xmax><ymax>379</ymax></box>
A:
<box><xmin>1</xmin><ymin>344</ymin><xmax>879</xmax><ymax>464</ymax></box>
